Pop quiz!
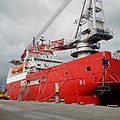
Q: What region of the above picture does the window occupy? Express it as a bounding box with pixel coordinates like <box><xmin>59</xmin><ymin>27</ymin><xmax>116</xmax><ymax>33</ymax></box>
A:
<box><xmin>37</xmin><ymin>64</ymin><xmax>41</xmax><ymax>66</ymax></box>
<box><xmin>65</xmin><ymin>72</ymin><xmax>68</xmax><ymax>75</ymax></box>
<box><xmin>86</xmin><ymin>66</ymin><xmax>91</xmax><ymax>72</ymax></box>
<box><xmin>38</xmin><ymin>79</ymin><xmax>40</xmax><ymax>83</ymax></box>
<box><xmin>42</xmin><ymin>76</ymin><xmax>47</xmax><ymax>82</ymax></box>
<box><xmin>27</xmin><ymin>78</ymin><xmax>40</xmax><ymax>86</ymax></box>
<box><xmin>27</xmin><ymin>80</ymin><xmax>30</xmax><ymax>84</ymax></box>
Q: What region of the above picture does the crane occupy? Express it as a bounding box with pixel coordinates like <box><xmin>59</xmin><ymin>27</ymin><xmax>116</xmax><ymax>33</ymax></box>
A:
<box><xmin>27</xmin><ymin>0</ymin><xmax>72</xmax><ymax>49</ymax></box>
<box><xmin>71</xmin><ymin>0</ymin><xmax>113</xmax><ymax>58</ymax></box>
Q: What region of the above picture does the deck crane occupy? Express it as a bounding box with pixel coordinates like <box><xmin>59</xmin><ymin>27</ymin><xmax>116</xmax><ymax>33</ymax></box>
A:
<box><xmin>71</xmin><ymin>0</ymin><xmax>113</xmax><ymax>58</ymax></box>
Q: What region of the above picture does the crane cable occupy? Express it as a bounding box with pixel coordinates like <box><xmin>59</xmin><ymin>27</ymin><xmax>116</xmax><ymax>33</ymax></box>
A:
<box><xmin>27</xmin><ymin>0</ymin><xmax>72</xmax><ymax>49</ymax></box>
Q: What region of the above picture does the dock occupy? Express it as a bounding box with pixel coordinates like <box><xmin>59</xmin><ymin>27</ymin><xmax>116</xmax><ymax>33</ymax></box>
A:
<box><xmin>0</xmin><ymin>100</ymin><xmax>120</xmax><ymax>120</ymax></box>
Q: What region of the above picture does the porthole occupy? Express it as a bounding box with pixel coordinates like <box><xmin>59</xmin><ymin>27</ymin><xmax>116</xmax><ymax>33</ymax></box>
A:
<box><xmin>86</xmin><ymin>66</ymin><xmax>91</xmax><ymax>72</ymax></box>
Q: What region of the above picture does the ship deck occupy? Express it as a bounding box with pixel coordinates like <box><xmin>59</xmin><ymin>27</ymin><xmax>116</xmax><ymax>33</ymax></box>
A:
<box><xmin>0</xmin><ymin>100</ymin><xmax>120</xmax><ymax>120</ymax></box>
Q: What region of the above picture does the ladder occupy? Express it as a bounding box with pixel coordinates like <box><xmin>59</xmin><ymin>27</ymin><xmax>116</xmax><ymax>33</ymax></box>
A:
<box><xmin>18</xmin><ymin>84</ymin><xmax>27</xmax><ymax>101</ymax></box>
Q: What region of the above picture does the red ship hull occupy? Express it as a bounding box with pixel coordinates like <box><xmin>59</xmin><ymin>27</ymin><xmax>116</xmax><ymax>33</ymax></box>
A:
<box><xmin>6</xmin><ymin>51</ymin><xmax>120</xmax><ymax>105</ymax></box>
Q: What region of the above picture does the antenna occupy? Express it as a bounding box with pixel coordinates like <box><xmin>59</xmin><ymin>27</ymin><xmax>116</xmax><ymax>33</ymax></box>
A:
<box><xmin>40</xmin><ymin>37</ymin><xmax>45</xmax><ymax>45</ymax></box>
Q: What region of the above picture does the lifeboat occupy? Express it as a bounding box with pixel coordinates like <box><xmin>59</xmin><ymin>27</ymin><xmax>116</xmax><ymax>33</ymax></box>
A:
<box><xmin>11</xmin><ymin>64</ymin><xmax>24</xmax><ymax>74</ymax></box>
<box><xmin>11</xmin><ymin>69</ymin><xmax>16</xmax><ymax>74</ymax></box>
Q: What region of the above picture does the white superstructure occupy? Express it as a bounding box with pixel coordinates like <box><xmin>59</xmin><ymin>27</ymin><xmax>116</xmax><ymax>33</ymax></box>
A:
<box><xmin>7</xmin><ymin>49</ymin><xmax>63</xmax><ymax>84</ymax></box>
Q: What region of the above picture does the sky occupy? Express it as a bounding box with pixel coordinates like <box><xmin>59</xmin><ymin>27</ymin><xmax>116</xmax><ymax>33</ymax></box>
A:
<box><xmin>0</xmin><ymin>0</ymin><xmax>120</xmax><ymax>88</ymax></box>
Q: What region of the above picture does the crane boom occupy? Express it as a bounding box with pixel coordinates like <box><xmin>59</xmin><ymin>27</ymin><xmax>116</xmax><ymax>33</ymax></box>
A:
<box><xmin>36</xmin><ymin>0</ymin><xmax>72</xmax><ymax>40</ymax></box>
<box><xmin>27</xmin><ymin>0</ymin><xmax>72</xmax><ymax>49</ymax></box>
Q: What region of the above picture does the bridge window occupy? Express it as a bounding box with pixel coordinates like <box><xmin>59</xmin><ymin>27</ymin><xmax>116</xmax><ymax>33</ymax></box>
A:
<box><xmin>37</xmin><ymin>64</ymin><xmax>41</xmax><ymax>66</ymax></box>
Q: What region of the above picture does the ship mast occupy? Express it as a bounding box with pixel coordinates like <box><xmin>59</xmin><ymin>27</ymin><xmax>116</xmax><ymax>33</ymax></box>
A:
<box><xmin>71</xmin><ymin>0</ymin><xmax>113</xmax><ymax>58</ymax></box>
